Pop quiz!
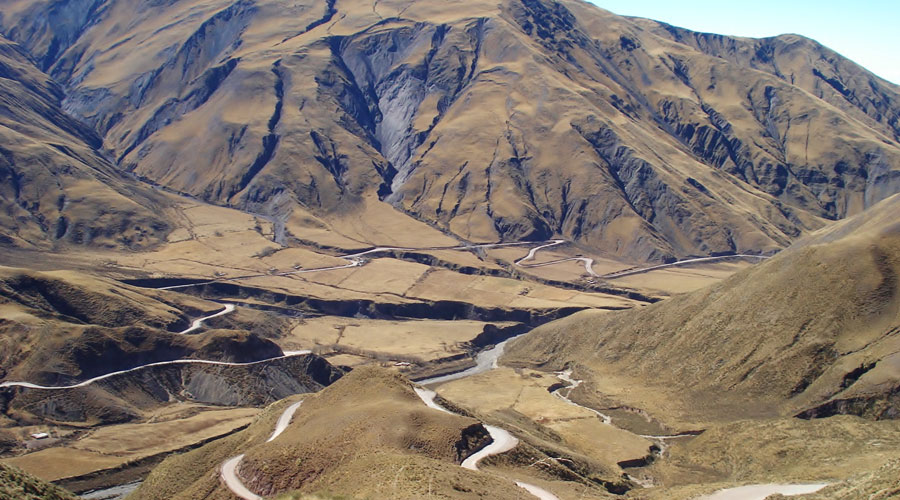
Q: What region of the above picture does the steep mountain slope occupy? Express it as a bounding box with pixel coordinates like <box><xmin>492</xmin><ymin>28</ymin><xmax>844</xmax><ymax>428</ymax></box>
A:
<box><xmin>0</xmin><ymin>35</ymin><xmax>172</xmax><ymax>249</ymax></box>
<box><xmin>0</xmin><ymin>266</ymin><xmax>278</xmax><ymax>384</ymax></box>
<box><xmin>1</xmin><ymin>0</ymin><xmax>898</xmax><ymax>260</ymax></box>
<box><xmin>505</xmin><ymin>193</ymin><xmax>900</xmax><ymax>422</ymax></box>
<box><xmin>0</xmin><ymin>462</ymin><xmax>78</xmax><ymax>500</ymax></box>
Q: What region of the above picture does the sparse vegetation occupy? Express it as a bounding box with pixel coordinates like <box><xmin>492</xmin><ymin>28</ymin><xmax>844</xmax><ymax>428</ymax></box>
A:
<box><xmin>0</xmin><ymin>463</ymin><xmax>78</xmax><ymax>500</ymax></box>
<box><xmin>0</xmin><ymin>0</ymin><xmax>899</xmax><ymax>496</ymax></box>
<box><xmin>254</xmin><ymin>246</ymin><xmax>280</xmax><ymax>259</ymax></box>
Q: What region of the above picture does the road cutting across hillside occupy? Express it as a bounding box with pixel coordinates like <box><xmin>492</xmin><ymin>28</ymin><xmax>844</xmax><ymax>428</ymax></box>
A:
<box><xmin>178</xmin><ymin>303</ymin><xmax>236</xmax><ymax>334</ymax></box>
<box><xmin>152</xmin><ymin>237</ymin><xmax>769</xmax><ymax>295</ymax></box>
<box><xmin>218</xmin><ymin>388</ymin><xmax>557</xmax><ymax>500</ymax></box>
<box><xmin>0</xmin><ymin>351</ymin><xmax>312</xmax><ymax>390</ymax></box>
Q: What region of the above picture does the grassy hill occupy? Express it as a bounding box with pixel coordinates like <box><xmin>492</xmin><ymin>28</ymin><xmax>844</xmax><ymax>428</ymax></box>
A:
<box><xmin>133</xmin><ymin>367</ymin><xmax>531</xmax><ymax>500</ymax></box>
<box><xmin>505</xmin><ymin>193</ymin><xmax>900</xmax><ymax>423</ymax></box>
<box><xmin>0</xmin><ymin>266</ymin><xmax>256</xmax><ymax>384</ymax></box>
<box><xmin>0</xmin><ymin>463</ymin><xmax>78</xmax><ymax>500</ymax></box>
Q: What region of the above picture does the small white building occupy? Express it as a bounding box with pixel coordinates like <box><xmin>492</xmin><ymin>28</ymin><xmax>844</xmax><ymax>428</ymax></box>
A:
<box><xmin>30</xmin><ymin>432</ymin><xmax>49</xmax><ymax>440</ymax></box>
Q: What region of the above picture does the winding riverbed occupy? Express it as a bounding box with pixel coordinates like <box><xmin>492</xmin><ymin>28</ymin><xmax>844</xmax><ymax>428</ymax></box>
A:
<box><xmin>415</xmin><ymin>333</ymin><xmax>524</xmax><ymax>386</ymax></box>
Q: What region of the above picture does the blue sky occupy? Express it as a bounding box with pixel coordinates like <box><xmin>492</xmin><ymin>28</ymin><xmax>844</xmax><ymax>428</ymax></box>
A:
<box><xmin>587</xmin><ymin>0</ymin><xmax>900</xmax><ymax>85</ymax></box>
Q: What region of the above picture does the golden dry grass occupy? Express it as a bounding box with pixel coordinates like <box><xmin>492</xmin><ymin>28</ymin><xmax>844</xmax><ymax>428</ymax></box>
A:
<box><xmin>131</xmin><ymin>368</ymin><xmax>539</xmax><ymax>500</ymax></box>
<box><xmin>0</xmin><ymin>406</ymin><xmax>257</xmax><ymax>482</ymax></box>
<box><xmin>284</xmin><ymin>317</ymin><xmax>513</xmax><ymax>361</ymax></box>
<box><xmin>436</xmin><ymin>367</ymin><xmax>653</xmax><ymax>471</ymax></box>
<box><xmin>506</xmin><ymin>195</ymin><xmax>900</xmax><ymax>423</ymax></box>
<box><xmin>0</xmin><ymin>463</ymin><xmax>78</xmax><ymax>500</ymax></box>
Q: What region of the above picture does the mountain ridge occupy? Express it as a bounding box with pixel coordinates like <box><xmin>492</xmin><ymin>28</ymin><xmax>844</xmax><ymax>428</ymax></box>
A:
<box><xmin>1</xmin><ymin>0</ymin><xmax>897</xmax><ymax>260</ymax></box>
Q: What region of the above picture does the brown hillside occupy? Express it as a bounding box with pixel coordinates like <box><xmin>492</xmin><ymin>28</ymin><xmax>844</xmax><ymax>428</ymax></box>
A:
<box><xmin>0</xmin><ymin>35</ymin><xmax>173</xmax><ymax>249</ymax></box>
<box><xmin>0</xmin><ymin>266</ymin><xmax>281</xmax><ymax>385</ymax></box>
<box><xmin>505</xmin><ymin>193</ymin><xmax>900</xmax><ymax>423</ymax></box>
<box><xmin>0</xmin><ymin>462</ymin><xmax>78</xmax><ymax>500</ymax></box>
<box><xmin>1</xmin><ymin>0</ymin><xmax>898</xmax><ymax>259</ymax></box>
<box><xmin>132</xmin><ymin>367</ymin><xmax>537</xmax><ymax>500</ymax></box>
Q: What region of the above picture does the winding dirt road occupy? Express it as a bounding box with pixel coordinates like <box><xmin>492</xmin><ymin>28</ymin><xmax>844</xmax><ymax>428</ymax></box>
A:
<box><xmin>220</xmin><ymin>400</ymin><xmax>306</xmax><ymax>500</ymax></box>
<box><xmin>178</xmin><ymin>303</ymin><xmax>236</xmax><ymax>334</ymax></box>
<box><xmin>155</xmin><ymin>237</ymin><xmax>770</xmax><ymax>295</ymax></box>
<box><xmin>697</xmin><ymin>483</ymin><xmax>829</xmax><ymax>500</ymax></box>
<box><xmin>220</xmin><ymin>454</ymin><xmax>261</xmax><ymax>500</ymax></box>
<box><xmin>600</xmin><ymin>254</ymin><xmax>769</xmax><ymax>279</ymax></box>
<box><xmin>412</xmin><ymin>387</ymin><xmax>558</xmax><ymax>499</ymax></box>
<box><xmin>221</xmin><ymin>386</ymin><xmax>551</xmax><ymax>500</ymax></box>
<box><xmin>512</xmin><ymin>239</ymin><xmax>602</xmax><ymax>277</ymax></box>
<box><xmin>0</xmin><ymin>350</ymin><xmax>312</xmax><ymax>390</ymax></box>
<box><xmin>266</xmin><ymin>401</ymin><xmax>304</xmax><ymax>442</ymax></box>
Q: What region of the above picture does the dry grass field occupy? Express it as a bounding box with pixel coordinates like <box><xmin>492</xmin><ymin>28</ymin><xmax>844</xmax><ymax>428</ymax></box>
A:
<box><xmin>1</xmin><ymin>406</ymin><xmax>258</xmax><ymax>481</ymax></box>
<box><xmin>610</xmin><ymin>261</ymin><xmax>758</xmax><ymax>296</ymax></box>
<box><xmin>2</xmin><ymin>0</ymin><xmax>899</xmax><ymax>497</ymax></box>
<box><xmin>435</xmin><ymin>366</ymin><xmax>653</xmax><ymax>471</ymax></box>
<box><xmin>284</xmin><ymin>317</ymin><xmax>515</xmax><ymax>362</ymax></box>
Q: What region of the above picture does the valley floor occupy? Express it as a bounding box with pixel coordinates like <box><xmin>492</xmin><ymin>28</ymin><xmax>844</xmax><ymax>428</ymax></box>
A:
<box><xmin>3</xmin><ymin>196</ymin><xmax>887</xmax><ymax>500</ymax></box>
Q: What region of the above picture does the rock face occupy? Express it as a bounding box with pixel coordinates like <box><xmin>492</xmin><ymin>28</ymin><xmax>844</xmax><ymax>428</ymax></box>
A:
<box><xmin>1</xmin><ymin>0</ymin><xmax>899</xmax><ymax>259</ymax></box>
<box><xmin>1</xmin><ymin>353</ymin><xmax>343</xmax><ymax>424</ymax></box>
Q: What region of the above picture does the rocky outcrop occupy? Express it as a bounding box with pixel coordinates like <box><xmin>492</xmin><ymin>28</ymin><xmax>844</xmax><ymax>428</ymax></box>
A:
<box><xmin>796</xmin><ymin>385</ymin><xmax>900</xmax><ymax>421</ymax></box>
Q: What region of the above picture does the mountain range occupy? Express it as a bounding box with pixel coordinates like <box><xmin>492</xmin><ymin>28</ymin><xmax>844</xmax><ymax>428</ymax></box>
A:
<box><xmin>1</xmin><ymin>0</ymin><xmax>899</xmax><ymax>499</ymax></box>
<box><xmin>0</xmin><ymin>0</ymin><xmax>898</xmax><ymax>260</ymax></box>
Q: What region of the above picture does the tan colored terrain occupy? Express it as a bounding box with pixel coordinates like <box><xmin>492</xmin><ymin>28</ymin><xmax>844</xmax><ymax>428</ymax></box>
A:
<box><xmin>0</xmin><ymin>265</ymin><xmax>284</xmax><ymax>384</ymax></box>
<box><xmin>503</xmin><ymin>194</ymin><xmax>900</xmax><ymax>494</ymax></box>
<box><xmin>0</xmin><ymin>462</ymin><xmax>78</xmax><ymax>500</ymax></box>
<box><xmin>2</xmin><ymin>0</ymin><xmax>899</xmax><ymax>261</ymax></box>
<box><xmin>131</xmin><ymin>367</ymin><xmax>616</xmax><ymax>500</ymax></box>
<box><xmin>0</xmin><ymin>0</ymin><xmax>899</xmax><ymax>497</ymax></box>
<box><xmin>435</xmin><ymin>366</ymin><xmax>653</xmax><ymax>473</ymax></box>
<box><xmin>285</xmin><ymin>317</ymin><xmax>516</xmax><ymax>363</ymax></box>
<box><xmin>507</xmin><ymin>193</ymin><xmax>900</xmax><ymax>423</ymax></box>
<box><xmin>0</xmin><ymin>34</ymin><xmax>173</xmax><ymax>251</ymax></box>
<box><xmin>1</xmin><ymin>405</ymin><xmax>256</xmax><ymax>482</ymax></box>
